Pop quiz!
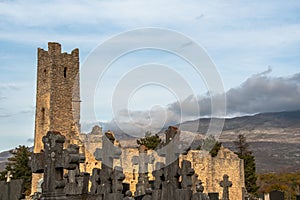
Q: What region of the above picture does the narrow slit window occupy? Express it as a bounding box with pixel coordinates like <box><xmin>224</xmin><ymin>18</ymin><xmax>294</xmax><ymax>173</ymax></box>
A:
<box><xmin>64</xmin><ymin>67</ymin><xmax>67</xmax><ymax>78</ymax></box>
<box><xmin>41</xmin><ymin>107</ymin><xmax>45</xmax><ymax>123</ymax></box>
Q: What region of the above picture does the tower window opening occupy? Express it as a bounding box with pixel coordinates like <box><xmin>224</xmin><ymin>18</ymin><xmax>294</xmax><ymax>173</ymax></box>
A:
<box><xmin>64</xmin><ymin>67</ymin><xmax>67</xmax><ymax>78</ymax></box>
<box><xmin>41</xmin><ymin>107</ymin><xmax>45</xmax><ymax>124</ymax></box>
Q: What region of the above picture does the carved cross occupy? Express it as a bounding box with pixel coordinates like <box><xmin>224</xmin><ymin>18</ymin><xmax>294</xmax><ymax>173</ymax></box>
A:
<box><xmin>40</xmin><ymin>131</ymin><xmax>66</xmax><ymax>196</ymax></box>
<box><xmin>158</xmin><ymin>126</ymin><xmax>189</xmax><ymax>189</ymax></box>
<box><xmin>90</xmin><ymin>168</ymin><xmax>101</xmax><ymax>194</ymax></box>
<box><xmin>152</xmin><ymin>162</ymin><xmax>165</xmax><ymax>190</ymax></box>
<box><xmin>220</xmin><ymin>174</ymin><xmax>232</xmax><ymax>200</ymax></box>
<box><xmin>179</xmin><ymin>160</ymin><xmax>194</xmax><ymax>190</ymax></box>
<box><xmin>159</xmin><ymin>126</ymin><xmax>190</xmax><ymax>165</ymax></box>
<box><xmin>132</xmin><ymin>145</ymin><xmax>154</xmax><ymax>174</ymax></box>
<box><xmin>192</xmin><ymin>181</ymin><xmax>210</xmax><ymax>200</ymax></box>
<box><xmin>93</xmin><ymin>131</ymin><xmax>122</xmax><ymax>196</ymax></box>
<box><xmin>94</xmin><ymin>131</ymin><xmax>122</xmax><ymax>169</ymax></box>
<box><xmin>31</xmin><ymin>131</ymin><xmax>86</xmax><ymax>197</ymax></box>
<box><xmin>63</xmin><ymin>144</ymin><xmax>86</xmax><ymax>195</ymax></box>
<box><xmin>5</xmin><ymin>171</ymin><xmax>13</xmax><ymax>182</ymax></box>
<box><xmin>111</xmin><ymin>166</ymin><xmax>125</xmax><ymax>194</ymax></box>
<box><xmin>133</xmin><ymin>145</ymin><xmax>154</xmax><ymax>196</ymax></box>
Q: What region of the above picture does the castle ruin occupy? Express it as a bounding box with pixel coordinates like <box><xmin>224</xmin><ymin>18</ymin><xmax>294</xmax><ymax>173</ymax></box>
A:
<box><xmin>31</xmin><ymin>43</ymin><xmax>246</xmax><ymax>200</ymax></box>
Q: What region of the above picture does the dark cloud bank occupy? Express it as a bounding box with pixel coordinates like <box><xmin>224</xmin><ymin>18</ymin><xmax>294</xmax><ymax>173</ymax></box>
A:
<box><xmin>85</xmin><ymin>70</ymin><xmax>300</xmax><ymax>134</ymax></box>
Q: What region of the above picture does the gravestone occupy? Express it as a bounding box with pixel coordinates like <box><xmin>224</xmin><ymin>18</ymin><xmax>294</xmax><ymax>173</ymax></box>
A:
<box><xmin>31</xmin><ymin>131</ymin><xmax>88</xmax><ymax>199</ymax></box>
<box><xmin>208</xmin><ymin>192</ymin><xmax>219</xmax><ymax>200</ymax></box>
<box><xmin>269</xmin><ymin>190</ymin><xmax>284</xmax><ymax>200</ymax></box>
<box><xmin>220</xmin><ymin>174</ymin><xmax>232</xmax><ymax>200</ymax></box>
<box><xmin>94</xmin><ymin>131</ymin><xmax>122</xmax><ymax>169</ymax></box>
<box><xmin>90</xmin><ymin>168</ymin><xmax>101</xmax><ymax>194</ymax></box>
<box><xmin>177</xmin><ymin>160</ymin><xmax>195</xmax><ymax>200</ymax></box>
<box><xmin>132</xmin><ymin>145</ymin><xmax>154</xmax><ymax>197</ymax></box>
<box><xmin>5</xmin><ymin>171</ymin><xmax>13</xmax><ymax>182</ymax></box>
<box><xmin>191</xmin><ymin>181</ymin><xmax>210</xmax><ymax>200</ymax></box>
<box><xmin>36</xmin><ymin>131</ymin><xmax>66</xmax><ymax>199</ymax></box>
<box><xmin>106</xmin><ymin>166</ymin><xmax>126</xmax><ymax>200</ymax></box>
<box><xmin>93</xmin><ymin>131</ymin><xmax>124</xmax><ymax>200</ymax></box>
<box><xmin>152</xmin><ymin>162</ymin><xmax>165</xmax><ymax>200</ymax></box>
<box><xmin>0</xmin><ymin>179</ymin><xmax>25</xmax><ymax>200</ymax></box>
<box><xmin>142</xmin><ymin>188</ymin><xmax>152</xmax><ymax>200</ymax></box>
<box><xmin>123</xmin><ymin>190</ymin><xmax>134</xmax><ymax>200</ymax></box>
<box><xmin>158</xmin><ymin>126</ymin><xmax>189</xmax><ymax>200</ymax></box>
<box><xmin>64</xmin><ymin>144</ymin><xmax>88</xmax><ymax>195</ymax></box>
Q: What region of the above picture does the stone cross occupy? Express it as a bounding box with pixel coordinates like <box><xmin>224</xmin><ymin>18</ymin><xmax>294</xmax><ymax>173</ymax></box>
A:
<box><xmin>159</xmin><ymin>126</ymin><xmax>190</xmax><ymax>200</ymax></box>
<box><xmin>63</xmin><ymin>144</ymin><xmax>87</xmax><ymax>195</ymax></box>
<box><xmin>40</xmin><ymin>131</ymin><xmax>66</xmax><ymax>198</ymax></box>
<box><xmin>132</xmin><ymin>145</ymin><xmax>154</xmax><ymax>196</ymax></box>
<box><xmin>160</xmin><ymin>127</ymin><xmax>189</xmax><ymax>184</ymax></box>
<box><xmin>142</xmin><ymin>188</ymin><xmax>152</xmax><ymax>200</ymax></box>
<box><xmin>90</xmin><ymin>168</ymin><xmax>101</xmax><ymax>194</ymax></box>
<box><xmin>111</xmin><ymin>166</ymin><xmax>125</xmax><ymax>194</ymax></box>
<box><xmin>179</xmin><ymin>160</ymin><xmax>195</xmax><ymax>190</ymax></box>
<box><xmin>5</xmin><ymin>171</ymin><xmax>13</xmax><ymax>182</ymax></box>
<box><xmin>31</xmin><ymin>131</ymin><xmax>87</xmax><ymax>198</ymax></box>
<box><xmin>152</xmin><ymin>162</ymin><xmax>165</xmax><ymax>190</ymax></box>
<box><xmin>191</xmin><ymin>181</ymin><xmax>210</xmax><ymax>200</ymax></box>
<box><xmin>132</xmin><ymin>145</ymin><xmax>154</xmax><ymax>174</ymax></box>
<box><xmin>94</xmin><ymin>131</ymin><xmax>122</xmax><ymax>169</ymax></box>
<box><xmin>93</xmin><ymin>131</ymin><xmax>123</xmax><ymax>197</ymax></box>
<box><xmin>220</xmin><ymin>174</ymin><xmax>232</xmax><ymax>200</ymax></box>
<box><xmin>123</xmin><ymin>190</ymin><xmax>134</xmax><ymax>200</ymax></box>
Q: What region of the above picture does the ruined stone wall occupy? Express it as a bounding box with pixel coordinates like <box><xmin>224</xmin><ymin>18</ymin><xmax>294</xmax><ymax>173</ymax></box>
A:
<box><xmin>182</xmin><ymin>147</ymin><xmax>245</xmax><ymax>200</ymax></box>
<box><xmin>82</xmin><ymin>134</ymin><xmax>245</xmax><ymax>200</ymax></box>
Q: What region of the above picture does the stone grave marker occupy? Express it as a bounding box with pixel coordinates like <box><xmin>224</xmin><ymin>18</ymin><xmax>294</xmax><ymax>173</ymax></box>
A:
<box><xmin>158</xmin><ymin>126</ymin><xmax>190</xmax><ymax>200</ymax></box>
<box><xmin>191</xmin><ymin>181</ymin><xmax>210</xmax><ymax>200</ymax></box>
<box><xmin>208</xmin><ymin>192</ymin><xmax>219</xmax><ymax>200</ymax></box>
<box><xmin>31</xmin><ymin>131</ymin><xmax>88</xmax><ymax>199</ymax></box>
<box><xmin>177</xmin><ymin>160</ymin><xmax>195</xmax><ymax>200</ymax></box>
<box><xmin>132</xmin><ymin>145</ymin><xmax>154</xmax><ymax>197</ymax></box>
<box><xmin>220</xmin><ymin>174</ymin><xmax>232</xmax><ymax>200</ymax></box>
<box><xmin>269</xmin><ymin>190</ymin><xmax>284</xmax><ymax>200</ymax></box>
<box><xmin>0</xmin><ymin>179</ymin><xmax>25</xmax><ymax>200</ymax></box>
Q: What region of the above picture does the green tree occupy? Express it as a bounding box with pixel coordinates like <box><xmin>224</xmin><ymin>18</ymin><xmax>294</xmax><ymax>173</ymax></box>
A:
<box><xmin>137</xmin><ymin>131</ymin><xmax>162</xmax><ymax>150</ymax></box>
<box><xmin>258</xmin><ymin>171</ymin><xmax>300</xmax><ymax>199</ymax></box>
<box><xmin>234</xmin><ymin>134</ymin><xmax>258</xmax><ymax>195</ymax></box>
<box><xmin>197</xmin><ymin>135</ymin><xmax>222</xmax><ymax>157</ymax></box>
<box><xmin>0</xmin><ymin>145</ymin><xmax>32</xmax><ymax>196</ymax></box>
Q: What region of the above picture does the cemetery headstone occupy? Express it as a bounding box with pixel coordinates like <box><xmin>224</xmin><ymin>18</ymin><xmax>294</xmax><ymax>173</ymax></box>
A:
<box><xmin>0</xmin><ymin>179</ymin><xmax>25</xmax><ymax>200</ymax></box>
<box><xmin>208</xmin><ymin>192</ymin><xmax>219</xmax><ymax>200</ymax></box>
<box><xmin>269</xmin><ymin>190</ymin><xmax>284</xmax><ymax>200</ymax></box>
<box><xmin>191</xmin><ymin>181</ymin><xmax>210</xmax><ymax>200</ymax></box>
<box><xmin>142</xmin><ymin>188</ymin><xmax>152</xmax><ymax>200</ymax></box>
<box><xmin>123</xmin><ymin>190</ymin><xmax>134</xmax><ymax>200</ymax></box>
<box><xmin>220</xmin><ymin>174</ymin><xmax>232</xmax><ymax>200</ymax></box>
<box><xmin>177</xmin><ymin>160</ymin><xmax>195</xmax><ymax>200</ymax></box>
<box><xmin>133</xmin><ymin>145</ymin><xmax>153</xmax><ymax>197</ymax></box>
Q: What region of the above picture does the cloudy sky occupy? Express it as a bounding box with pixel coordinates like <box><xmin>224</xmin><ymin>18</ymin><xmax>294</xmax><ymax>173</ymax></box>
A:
<box><xmin>0</xmin><ymin>0</ymin><xmax>300</xmax><ymax>150</ymax></box>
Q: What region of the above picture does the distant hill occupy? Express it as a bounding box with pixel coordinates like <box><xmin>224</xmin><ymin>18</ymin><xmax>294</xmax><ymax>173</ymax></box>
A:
<box><xmin>1</xmin><ymin>110</ymin><xmax>299</xmax><ymax>173</ymax></box>
<box><xmin>179</xmin><ymin>110</ymin><xmax>300</xmax><ymax>134</ymax></box>
<box><xmin>177</xmin><ymin>110</ymin><xmax>300</xmax><ymax>173</ymax></box>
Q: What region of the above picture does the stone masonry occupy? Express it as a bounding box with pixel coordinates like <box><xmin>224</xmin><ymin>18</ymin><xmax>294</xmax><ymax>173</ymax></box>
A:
<box><xmin>32</xmin><ymin>42</ymin><xmax>82</xmax><ymax>193</ymax></box>
<box><xmin>32</xmin><ymin>43</ymin><xmax>246</xmax><ymax>199</ymax></box>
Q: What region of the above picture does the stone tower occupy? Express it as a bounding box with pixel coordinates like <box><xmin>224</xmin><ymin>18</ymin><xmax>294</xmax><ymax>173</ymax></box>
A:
<box><xmin>33</xmin><ymin>42</ymin><xmax>80</xmax><ymax>153</ymax></box>
<box><xmin>32</xmin><ymin>42</ymin><xmax>81</xmax><ymax>193</ymax></box>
